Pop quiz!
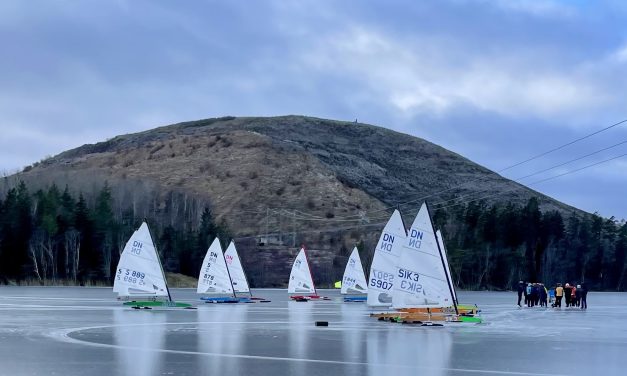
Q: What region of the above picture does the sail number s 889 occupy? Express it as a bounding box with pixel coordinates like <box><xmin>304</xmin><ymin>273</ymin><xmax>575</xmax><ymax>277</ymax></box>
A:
<box><xmin>116</xmin><ymin>268</ymin><xmax>146</xmax><ymax>284</ymax></box>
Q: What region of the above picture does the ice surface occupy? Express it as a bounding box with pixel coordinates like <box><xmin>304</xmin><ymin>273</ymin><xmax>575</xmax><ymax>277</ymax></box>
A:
<box><xmin>0</xmin><ymin>287</ymin><xmax>625</xmax><ymax>375</ymax></box>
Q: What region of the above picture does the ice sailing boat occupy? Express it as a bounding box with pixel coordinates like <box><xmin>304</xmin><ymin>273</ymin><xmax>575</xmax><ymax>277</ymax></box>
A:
<box><xmin>197</xmin><ymin>238</ymin><xmax>249</xmax><ymax>303</ymax></box>
<box><xmin>341</xmin><ymin>247</ymin><xmax>368</xmax><ymax>302</ymax></box>
<box><xmin>367</xmin><ymin>209</ymin><xmax>407</xmax><ymax>307</ymax></box>
<box><xmin>224</xmin><ymin>241</ymin><xmax>270</xmax><ymax>302</ymax></box>
<box><xmin>113</xmin><ymin>222</ymin><xmax>192</xmax><ymax>308</ymax></box>
<box><xmin>288</xmin><ymin>247</ymin><xmax>329</xmax><ymax>301</ymax></box>
<box><xmin>376</xmin><ymin>202</ymin><xmax>480</xmax><ymax>323</ymax></box>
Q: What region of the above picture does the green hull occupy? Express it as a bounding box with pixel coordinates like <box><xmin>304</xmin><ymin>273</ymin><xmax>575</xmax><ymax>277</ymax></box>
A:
<box><xmin>123</xmin><ymin>301</ymin><xmax>193</xmax><ymax>308</ymax></box>
<box><xmin>458</xmin><ymin>315</ymin><xmax>483</xmax><ymax>323</ymax></box>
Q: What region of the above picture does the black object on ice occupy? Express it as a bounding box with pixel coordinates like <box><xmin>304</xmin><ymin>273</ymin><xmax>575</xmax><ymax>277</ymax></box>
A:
<box><xmin>315</xmin><ymin>321</ymin><xmax>329</xmax><ymax>327</ymax></box>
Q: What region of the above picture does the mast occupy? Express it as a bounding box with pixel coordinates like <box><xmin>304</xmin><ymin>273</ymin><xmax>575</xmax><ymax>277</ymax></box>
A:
<box><xmin>425</xmin><ymin>203</ymin><xmax>458</xmax><ymax>315</ymax></box>
<box><xmin>221</xmin><ymin>239</ymin><xmax>237</xmax><ymax>298</ymax></box>
<box><xmin>146</xmin><ymin>220</ymin><xmax>172</xmax><ymax>303</ymax></box>
<box><xmin>302</xmin><ymin>245</ymin><xmax>317</xmax><ymax>295</ymax></box>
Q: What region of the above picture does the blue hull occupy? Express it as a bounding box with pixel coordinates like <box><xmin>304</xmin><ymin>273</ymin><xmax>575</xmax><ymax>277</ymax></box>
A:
<box><xmin>200</xmin><ymin>296</ymin><xmax>252</xmax><ymax>303</ymax></box>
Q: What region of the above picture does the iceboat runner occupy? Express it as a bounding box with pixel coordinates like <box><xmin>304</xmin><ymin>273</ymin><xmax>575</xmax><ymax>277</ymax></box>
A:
<box><xmin>224</xmin><ymin>241</ymin><xmax>270</xmax><ymax>302</ymax></box>
<box><xmin>341</xmin><ymin>247</ymin><xmax>368</xmax><ymax>302</ymax></box>
<box><xmin>113</xmin><ymin>222</ymin><xmax>192</xmax><ymax>309</ymax></box>
<box><xmin>374</xmin><ymin>202</ymin><xmax>481</xmax><ymax>324</ymax></box>
<box><xmin>288</xmin><ymin>247</ymin><xmax>329</xmax><ymax>301</ymax></box>
<box><xmin>198</xmin><ymin>238</ymin><xmax>251</xmax><ymax>303</ymax></box>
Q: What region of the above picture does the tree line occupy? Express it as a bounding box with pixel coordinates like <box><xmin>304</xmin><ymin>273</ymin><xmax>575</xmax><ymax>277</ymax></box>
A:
<box><xmin>432</xmin><ymin>198</ymin><xmax>627</xmax><ymax>291</ymax></box>
<box><xmin>0</xmin><ymin>182</ymin><xmax>228</xmax><ymax>285</ymax></box>
<box><xmin>1</xmin><ymin>181</ymin><xmax>626</xmax><ymax>291</ymax></box>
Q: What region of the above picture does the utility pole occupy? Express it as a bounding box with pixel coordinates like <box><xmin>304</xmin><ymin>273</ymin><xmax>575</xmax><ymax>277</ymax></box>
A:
<box><xmin>292</xmin><ymin>210</ymin><xmax>296</xmax><ymax>247</ymax></box>
<box><xmin>265</xmin><ymin>207</ymin><xmax>269</xmax><ymax>245</ymax></box>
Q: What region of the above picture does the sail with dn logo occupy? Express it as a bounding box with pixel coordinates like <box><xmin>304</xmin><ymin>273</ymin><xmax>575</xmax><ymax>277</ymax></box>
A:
<box><xmin>392</xmin><ymin>203</ymin><xmax>455</xmax><ymax>310</ymax></box>
<box><xmin>367</xmin><ymin>210</ymin><xmax>407</xmax><ymax>307</ymax></box>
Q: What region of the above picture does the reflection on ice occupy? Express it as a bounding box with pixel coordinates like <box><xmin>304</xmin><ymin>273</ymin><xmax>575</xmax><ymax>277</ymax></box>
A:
<box><xmin>197</xmin><ymin>305</ymin><xmax>247</xmax><ymax>374</ymax></box>
<box><xmin>113</xmin><ymin>309</ymin><xmax>165</xmax><ymax>376</ymax></box>
<box><xmin>288</xmin><ymin>300</ymin><xmax>313</xmax><ymax>374</ymax></box>
<box><xmin>367</xmin><ymin>326</ymin><xmax>452</xmax><ymax>375</ymax></box>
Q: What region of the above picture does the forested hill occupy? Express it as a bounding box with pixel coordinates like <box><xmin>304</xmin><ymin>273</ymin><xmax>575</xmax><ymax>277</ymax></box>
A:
<box><xmin>1</xmin><ymin>116</ymin><xmax>626</xmax><ymax>290</ymax></box>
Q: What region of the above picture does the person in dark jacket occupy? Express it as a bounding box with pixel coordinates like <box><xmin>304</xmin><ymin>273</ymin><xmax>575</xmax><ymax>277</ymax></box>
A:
<box><xmin>564</xmin><ymin>283</ymin><xmax>573</xmax><ymax>307</ymax></box>
<box><xmin>539</xmin><ymin>283</ymin><xmax>547</xmax><ymax>307</ymax></box>
<box><xmin>531</xmin><ymin>283</ymin><xmax>539</xmax><ymax>307</ymax></box>
<box><xmin>580</xmin><ymin>283</ymin><xmax>588</xmax><ymax>309</ymax></box>
<box><xmin>517</xmin><ymin>281</ymin><xmax>525</xmax><ymax>306</ymax></box>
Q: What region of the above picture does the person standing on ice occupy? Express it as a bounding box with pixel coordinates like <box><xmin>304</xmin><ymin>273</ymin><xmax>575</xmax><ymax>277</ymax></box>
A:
<box><xmin>517</xmin><ymin>281</ymin><xmax>525</xmax><ymax>306</ymax></box>
<box><xmin>539</xmin><ymin>284</ymin><xmax>548</xmax><ymax>307</ymax></box>
<box><xmin>564</xmin><ymin>283</ymin><xmax>573</xmax><ymax>307</ymax></box>
<box><xmin>580</xmin><ymin>283</ymin><xmax>588</xmax><ymax>310</ymax></box>
<box><xmin>555</xmin><ymin>283</ymin><xmax>563</xmax><ymax>308</ymax></box>
<box><xmin>526</xmin><ymin>283</ymin><xmax>533</xmax><ymax>307</ymax></box>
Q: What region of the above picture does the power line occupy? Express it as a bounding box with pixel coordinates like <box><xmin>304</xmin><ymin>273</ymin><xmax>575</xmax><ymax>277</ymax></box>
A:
<box><xmin>433</xmin><ymin>153</ymin><xmax>627</xmax><ymax>211</ymax></box>
<box><xmin>498</xmin><ymin>118</ymin><xmax>627</xmax><ymax>173</ymax></box>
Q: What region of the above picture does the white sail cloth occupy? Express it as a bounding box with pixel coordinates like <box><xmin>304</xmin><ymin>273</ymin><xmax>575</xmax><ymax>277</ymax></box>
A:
<box><xmin>224</xmin><ymin>241</ymin><xmax>250</xmax><ymax>294</ymax></box>
<box><xmin>288</xmin><ymin>248</ymin><xmax>316</xmax><ymax>294</ymax></box>
<box><xmin>367</xmin><ymin>210</ymin><xmax>407</xmax><ymax>307</ymax></box>
<box><xmin>341</xmin><ymin>247</ymin><xmax>368</xmax><ymax>294</ymax></box>
<box><xmin>197</xmin><ymin>238</ymin><xmax>234</xmax><ymax>295</ymax></box>
<box><xmin>113</xmin><ymin>222</ymin><xmax>168</xmax><ymax>298</ymax></box>
<box><xmin>392</xmin><ymin>203</ymin><xmax>454</xmax><ymax>309</ymax></box>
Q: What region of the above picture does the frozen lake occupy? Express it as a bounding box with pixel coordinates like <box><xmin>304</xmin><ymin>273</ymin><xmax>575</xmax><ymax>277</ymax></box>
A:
<box><xmin>0</xmin><ymin>288</ymin><xmax>625</xmax><ymax>376</ymax></box>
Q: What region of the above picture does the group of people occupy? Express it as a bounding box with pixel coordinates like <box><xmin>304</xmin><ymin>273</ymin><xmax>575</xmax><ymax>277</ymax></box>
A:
<box><xmin>516</xmin><ymin>281</ymin><xmax>588</xmax><ymax>309</ymax></box>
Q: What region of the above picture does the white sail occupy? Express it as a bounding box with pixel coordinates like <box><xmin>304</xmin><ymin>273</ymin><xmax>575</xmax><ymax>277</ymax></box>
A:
<box><xmin>288</xmin><ymin>248</ymin><xmax>316</xmax><ymax>294</ymax></box>
<box><xmin>341</xmin><ymin>247</ymin><xmax>368</xmax><ymax>295</ymax></box>
<box><xmin>224</xmin><ymin>241</ymin><xmax>250</xmax><ymax>294</ymax></box>
<box><xmin>436</xmin><ymin>229</ymin><xmax>457</xmax><ymax>304</ymax></box>
<box><xmin>392</xmin><ymin>203</ymin><xmax>454</xmax><ymax>309</ymax></box>
<box><xmin>113</xmin><ymin>222</ymin><xmax>168</xmax><ymax>298</ymax></box>
<box><xmin>367</xmin><ymin>210</ymin><xmax>407</xmax><ymax>307</ymax></box>
<box><xmin>197</xmin><ymin>238</ymin><xmax>234</xmax><ymax>295</ymax></box>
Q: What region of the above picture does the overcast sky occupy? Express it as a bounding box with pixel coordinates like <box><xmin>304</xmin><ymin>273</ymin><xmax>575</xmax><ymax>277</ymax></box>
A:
<box><xmin>1</xmin><ymin>0</ymin><xmax>626</xmax><ymax>219</ymax></box>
